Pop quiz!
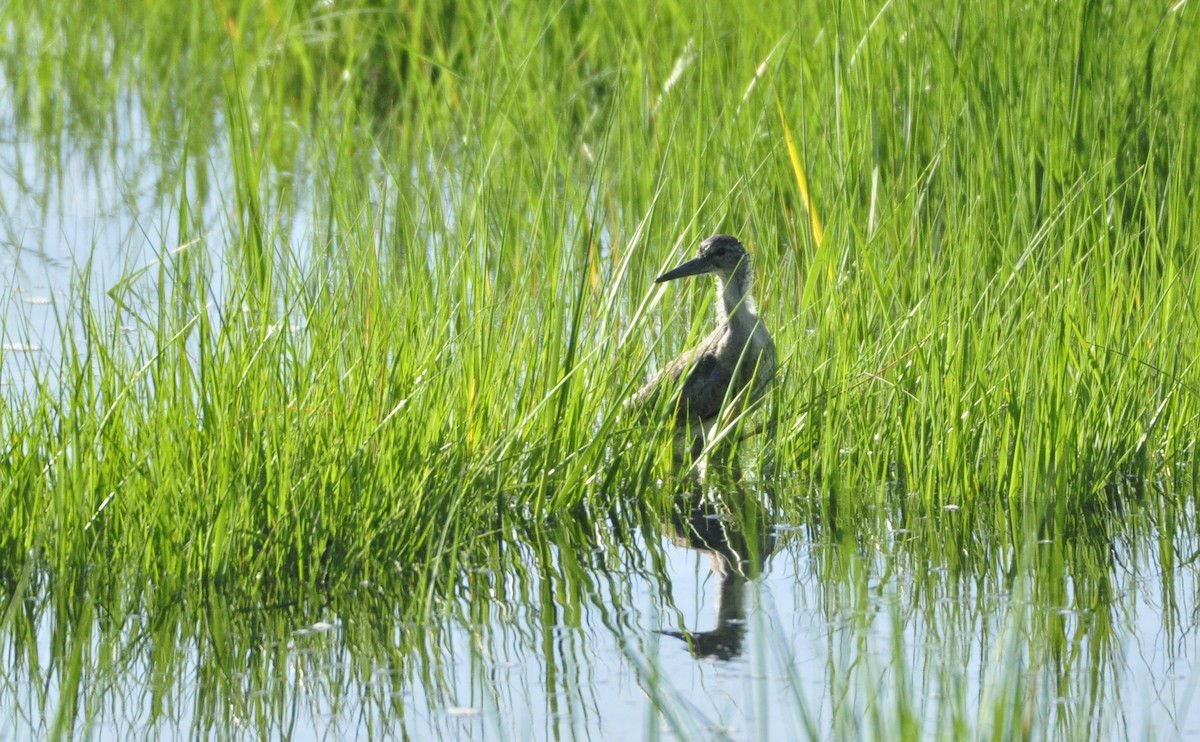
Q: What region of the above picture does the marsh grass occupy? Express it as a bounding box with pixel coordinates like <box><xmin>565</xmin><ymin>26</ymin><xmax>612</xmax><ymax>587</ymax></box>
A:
<box><xmin>2</xmin><ymin>0</ymin><xmax>1199</xmax><ymax>737</ymax></box>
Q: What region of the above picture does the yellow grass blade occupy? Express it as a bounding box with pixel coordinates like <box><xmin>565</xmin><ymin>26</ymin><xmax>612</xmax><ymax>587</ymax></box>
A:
<box><xmin>776</xmin><ymin>97</ymin><xmax>825</xmax><ymax>247</ymax></box>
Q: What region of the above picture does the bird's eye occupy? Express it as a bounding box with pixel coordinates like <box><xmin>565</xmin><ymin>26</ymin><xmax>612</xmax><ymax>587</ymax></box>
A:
<box><xmin>714</xmin><ymin>246</ymin><xmax>727</xmax><ymax>256</ymax></box>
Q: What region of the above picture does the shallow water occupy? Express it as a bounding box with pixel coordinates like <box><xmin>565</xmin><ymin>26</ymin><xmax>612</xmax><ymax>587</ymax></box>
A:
<box><xmin>1</xmin><ymin>482</ymin><xmax>1197</xmax><ymax>739</ymax></box>
<box><xmin>1</xmin><ymin>93</ymin><xmax>204</xmax><ymax>395</ymax></box>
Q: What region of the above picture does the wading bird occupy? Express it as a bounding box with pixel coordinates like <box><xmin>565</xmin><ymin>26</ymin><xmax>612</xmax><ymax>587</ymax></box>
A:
<box><xmin>633</xmin><ymin>235</ymin><xmax>776</xmax><ymax>462</ymax></box>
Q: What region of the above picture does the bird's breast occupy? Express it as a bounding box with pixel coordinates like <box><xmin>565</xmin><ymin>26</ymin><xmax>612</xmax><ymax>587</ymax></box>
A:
<box><xmin>717</xmin><ymin>320</ymin><xmax>775</xmax><ymax>392</ymax></box>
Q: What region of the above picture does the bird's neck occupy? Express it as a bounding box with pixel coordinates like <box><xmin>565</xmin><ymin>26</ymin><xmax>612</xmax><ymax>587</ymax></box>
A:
<box><xmin>717</xmin><ymin>263</ymin><xmax>759</xmax><ymax>335</ymax></box>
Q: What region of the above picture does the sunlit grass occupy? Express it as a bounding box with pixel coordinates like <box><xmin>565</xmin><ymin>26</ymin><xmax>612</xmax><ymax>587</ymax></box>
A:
<box><xmin>1</xmin><ymin>0</ymin><xmax>1198</xmax><ymax>738</ymax></box>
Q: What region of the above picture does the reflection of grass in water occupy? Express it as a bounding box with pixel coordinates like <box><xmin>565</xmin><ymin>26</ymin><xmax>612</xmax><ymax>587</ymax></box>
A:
<box><xmin>5</xmin><ymin>483</ymin><xmax>1184</xmax><ymax>738</ymax></box>
<box><xmin>1</xmin><ymin>0</ymin><xmax>1199</xmax><ymax>738</ymax></box>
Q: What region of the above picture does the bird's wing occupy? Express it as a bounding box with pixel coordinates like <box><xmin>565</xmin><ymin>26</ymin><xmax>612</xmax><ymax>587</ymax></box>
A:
<box><xmin>631</xmin><ymin>345</ymin><xmax>716</xmax><ymax>420</ymax></box>
<box><xmin>677</xmin><ymin>352</ymin><xmax>734</xmax><ymax>424</ymax></box>
<box><xmin>630</xmin><ymin>352</ymin><xmax>690</xmax><ymax>415</ymax></box>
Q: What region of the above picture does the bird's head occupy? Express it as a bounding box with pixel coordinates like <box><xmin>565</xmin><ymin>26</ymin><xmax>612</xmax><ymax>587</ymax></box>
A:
<box><xmin>654</xmin><ymin>235</ymin><xmax>748</xmax><ymax>284</ymax></box>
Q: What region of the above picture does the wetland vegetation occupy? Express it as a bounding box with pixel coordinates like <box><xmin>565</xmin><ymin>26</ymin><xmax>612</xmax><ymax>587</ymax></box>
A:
<box><xmin>1</xmin><ymin>0</ymin><xmax>1198</xmax><ymax>738</ymax></box>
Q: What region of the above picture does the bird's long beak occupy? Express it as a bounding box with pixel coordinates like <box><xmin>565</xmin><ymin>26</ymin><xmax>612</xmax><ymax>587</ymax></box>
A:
<box><xmin>654</xmin><ymin>255</ymin><xmax>716</xmax><ymax>283</ymax></box>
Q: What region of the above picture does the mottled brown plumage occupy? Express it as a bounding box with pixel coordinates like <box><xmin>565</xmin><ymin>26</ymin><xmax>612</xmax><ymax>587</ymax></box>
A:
<box><xmin>634</xmin><ymin>235</ymin><xmax>776</xmax><ymax>450</ymax></box>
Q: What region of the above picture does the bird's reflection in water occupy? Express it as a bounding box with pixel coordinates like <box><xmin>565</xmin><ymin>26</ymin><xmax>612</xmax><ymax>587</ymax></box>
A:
<box><xmin>658</xmin><ymin>481</ymin><xmax>777</xmax><ymax>660</ymax></box>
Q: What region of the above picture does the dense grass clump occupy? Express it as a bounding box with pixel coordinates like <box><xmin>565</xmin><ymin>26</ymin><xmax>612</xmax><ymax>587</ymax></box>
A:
<box><xmin>0</xmin><ymin>0</ymin><xmax>1196</xmax><ymax>585</ymax></box>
